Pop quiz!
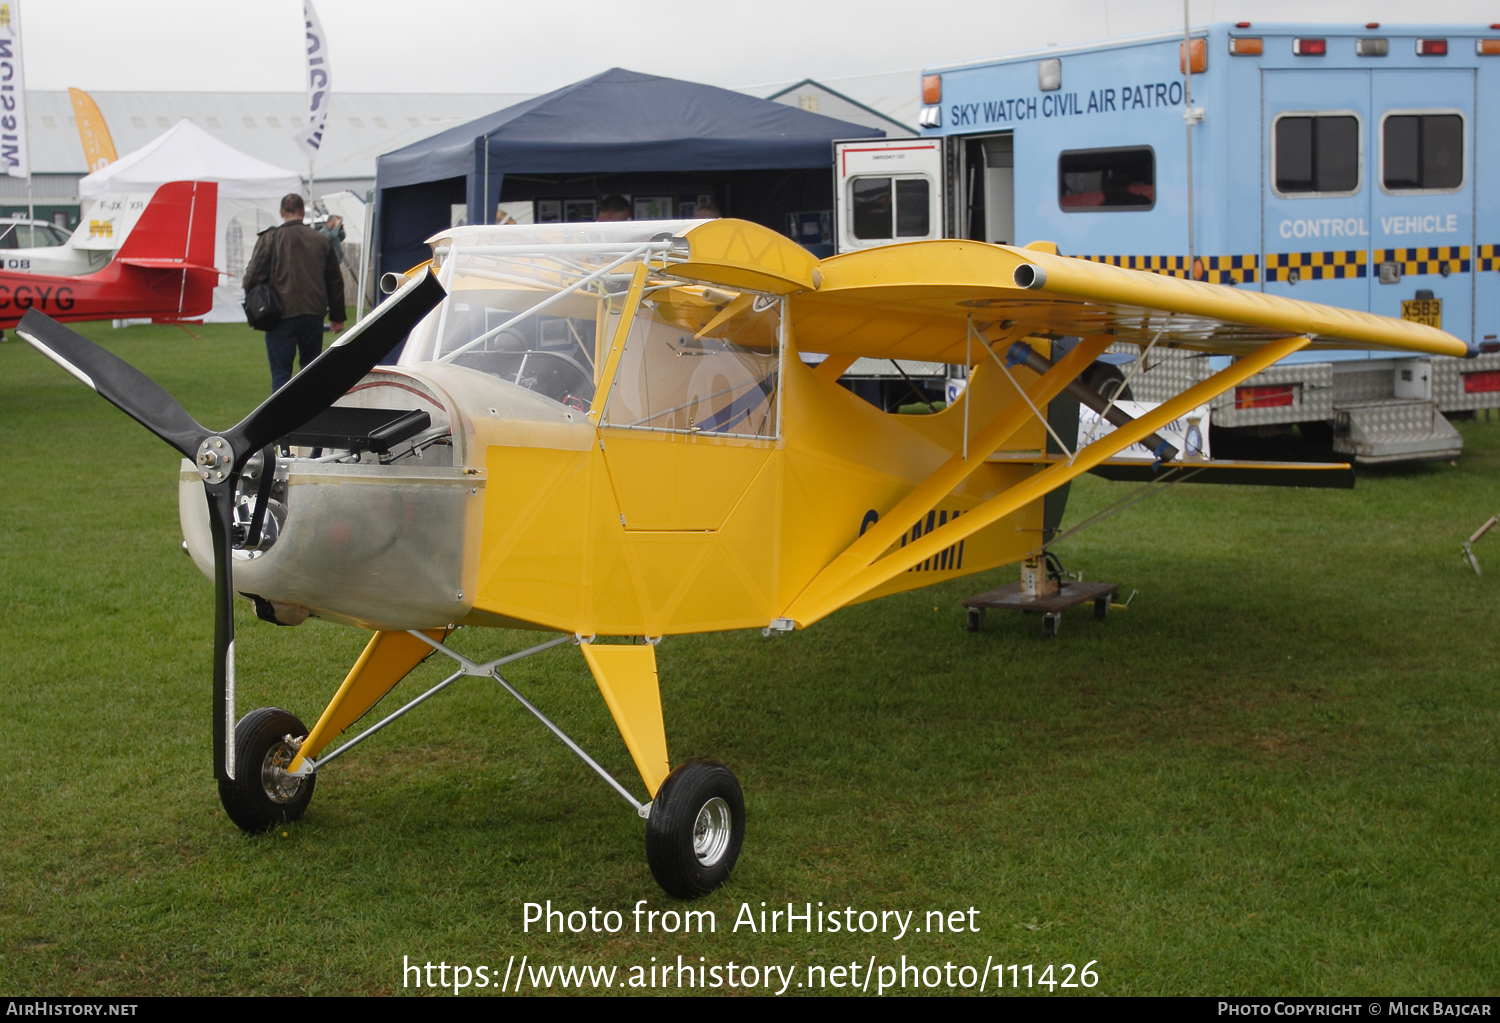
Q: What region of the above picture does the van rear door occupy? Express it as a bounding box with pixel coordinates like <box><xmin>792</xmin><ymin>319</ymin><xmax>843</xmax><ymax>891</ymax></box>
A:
<box><xmin>1369</xmin><ymin>68</ymin><xmax>1475</xmax><ymax>341</ymax></box>
<box><xmin>1261</xmin><ymin>69</ymin><xmax>1372</xmax><ymax>315</ymax></box>
<box><xmin>833</xmin><ymin>138</ymin><xmax>945</xmax><ymax>253</ymax></box>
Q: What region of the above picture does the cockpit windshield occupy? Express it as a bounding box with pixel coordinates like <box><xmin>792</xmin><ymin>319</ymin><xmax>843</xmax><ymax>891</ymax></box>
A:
<box><xmin>400</xmin><ymin>222</ymin><xmax>783</xmax><ymax>436</ymax></box>
<box><xmin>400</xmin><ymin>223</ymin><xmax>698</xmax><ymax>411</ymax></box>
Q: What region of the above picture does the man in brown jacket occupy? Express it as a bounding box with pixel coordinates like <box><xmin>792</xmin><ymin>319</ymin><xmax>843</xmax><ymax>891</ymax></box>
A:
<box><xmin>243</xmin><ymin>193</ymin><xmax>346</xmax><ymax>391</ymax></box>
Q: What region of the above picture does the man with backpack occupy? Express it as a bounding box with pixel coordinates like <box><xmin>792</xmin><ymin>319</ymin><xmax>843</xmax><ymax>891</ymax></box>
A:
<box><xmin>243</xmin><ymin>193</ymin><xmax>346</xmax><ymax>392</ymax></box>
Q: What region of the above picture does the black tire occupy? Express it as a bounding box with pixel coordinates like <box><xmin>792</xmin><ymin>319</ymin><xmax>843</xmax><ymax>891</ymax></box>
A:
<box><xmin>218</xmin><ymin>707</ymin><xmax>316</xmax><ymax>832</ymax></box>
<box><xmin>1086</xmin><ymin>363</ymin><xmax>1133</xmax><ymax>402</ymax></box>
<box><xmin>646</xmin><ymin>759</ymin><xmax>745</xmax><ymax>899</ymax></box>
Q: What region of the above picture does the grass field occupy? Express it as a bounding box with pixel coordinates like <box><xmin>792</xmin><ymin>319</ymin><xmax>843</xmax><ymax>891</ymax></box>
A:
<box><xmin>2</xmin><ymin>321</ymin><xmax>1497</xmax><ymax>996</ymax></box>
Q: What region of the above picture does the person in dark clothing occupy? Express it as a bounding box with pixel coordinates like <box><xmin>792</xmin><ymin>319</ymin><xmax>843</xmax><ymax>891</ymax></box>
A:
<box><xmin>317</xmin><ymin>214</ymin><xmax>345</xmax><ymax>263</ymax></box>
<box><xmin>243</xmin><ymin>193</ymin><xmax>347</xmax><ymax>392</ymax></box>
<box><xmin>597</xmin><ymin>194</ymin><xmax>632</xmax><ymax>221</ymax></box>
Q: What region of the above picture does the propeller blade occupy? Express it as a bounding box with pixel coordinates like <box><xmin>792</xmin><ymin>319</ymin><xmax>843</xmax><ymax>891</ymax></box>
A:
<box><xmin>231</xmin><ymin>268</ymin><xmax>446</xmax><ymax>454</ymax></box>
<box><xmin>15</xmin><ymin>309</ymin><xmax>211</xmax><ymax>460</ymax></box>
<box><xmin>18</xmin><ymin>270</ymin><xmax>446</xmax><ymax>785</ymax></box>
<box><xmin>205</xmin><ymin>484</ymin><xmax>239</xmax><ymax>782</ymax></box>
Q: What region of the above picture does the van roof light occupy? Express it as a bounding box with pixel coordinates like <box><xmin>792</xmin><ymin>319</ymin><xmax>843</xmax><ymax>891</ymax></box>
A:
<box><xmin>1416</xmin><ymin>38</ymin><xmax>1448</xmax><ymax>56</ymax></box>
<box><xmin>1479</xmin><ymin>39</ymin><xmax>1500</xmax><ymax>56</ymax></box>
<box><xmin>1180</xmin><ymin>37</ymin><xmax>1207</xmax><ymax>73</ymax></box>
<box><xmin>1292</xmin><ymin>38</ymin><xmax>1326</xmax><ymax>56</ymax></box>
<box><xmin>921</xmin><ymin>75</ymin><xmax>941</xmax><ymax>104</ymax></box>
<box><xmin>1229</xmin><ymin>37</ymin><xmax>1263</xmax><ymax>56</ymax></box>
<box><xmin>1037</xmin><ymin>58</ymin><xmax>1061</xmax><ymax>91</ymax></box>
<box><xmin>1356</xmin><ymin>37</ymin><xmax>1389</xmax><ymax>57</ymax></box>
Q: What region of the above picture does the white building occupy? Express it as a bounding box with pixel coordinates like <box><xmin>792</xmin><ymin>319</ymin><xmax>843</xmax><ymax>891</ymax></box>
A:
<box><xmin>11</xmin><ymin>78</ymin><xmax>918</xmax><ymax>225</ymax></box>
<box><xmin>9</xmin><ymin>90</ymin><xmax>533</xmax><ymax>222</ymax></box>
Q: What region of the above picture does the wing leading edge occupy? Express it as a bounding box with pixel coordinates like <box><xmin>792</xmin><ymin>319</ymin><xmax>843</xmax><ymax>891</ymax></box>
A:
<box><xmin>788</xmin><ymin>240</ymin><xmax>1467</xmax><ymax>364</ymax></box>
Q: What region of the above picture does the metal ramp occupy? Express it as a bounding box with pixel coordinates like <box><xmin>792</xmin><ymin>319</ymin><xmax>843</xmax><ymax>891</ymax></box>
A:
<box><xmin>1333</xmin><ymin>399</ymin><xmax>1463</xmax><ymax>464</ymax></box>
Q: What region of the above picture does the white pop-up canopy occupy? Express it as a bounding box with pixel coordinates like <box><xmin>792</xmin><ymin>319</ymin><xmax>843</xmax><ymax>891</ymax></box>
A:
<box><xmin>79</xmin><ymin>119</ymin><xmax>304</xmax><ymax>322</ymax></box>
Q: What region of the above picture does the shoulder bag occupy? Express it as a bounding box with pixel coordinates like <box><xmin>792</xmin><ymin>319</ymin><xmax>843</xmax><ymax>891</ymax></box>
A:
<box><xmin>243</xmin><ymin>225</ymin><xmax>284</xmax><ymax>331</ymax></box>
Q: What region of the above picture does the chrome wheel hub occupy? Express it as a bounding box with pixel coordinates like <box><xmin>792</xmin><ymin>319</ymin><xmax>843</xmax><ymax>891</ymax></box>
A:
<box><xmin>692</xmin><ymin>796</ymin><xmax>732</xmax><ymax>866</ymax></box>
<box><xmin>260</xmin><ymin>740</ymin><xmax>304</xmax><ymax>804</ymax></box>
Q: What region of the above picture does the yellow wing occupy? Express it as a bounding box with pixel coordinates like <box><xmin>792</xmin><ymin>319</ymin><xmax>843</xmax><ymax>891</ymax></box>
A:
<box><xmin>782</xmin><ymin>239</ymin><xmax>1466</xmax><ymax>362</ymax></box>
<box><xmin>659</xmin><ymin>223</ymin><xmax>1471</xmax><ymax>628</ymax></box>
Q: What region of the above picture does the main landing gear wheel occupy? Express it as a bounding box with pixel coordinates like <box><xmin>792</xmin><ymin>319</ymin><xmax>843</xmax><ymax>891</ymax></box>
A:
<box><xmin>218</xmin><ymin>707</ymin><xmax>316</xmax><ymax>832</ymax></box>
<box><xmin>646</xmin><ymin>759</ymin><xmax>745</xmax><ymax>899</ymax></box>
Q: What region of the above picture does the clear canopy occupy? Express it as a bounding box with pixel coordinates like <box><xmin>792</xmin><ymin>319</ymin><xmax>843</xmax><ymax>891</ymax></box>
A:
<box><xmin>401</xmin><ymin>223</ymin><xmax>783</xmax><ymax>438</ymax></box>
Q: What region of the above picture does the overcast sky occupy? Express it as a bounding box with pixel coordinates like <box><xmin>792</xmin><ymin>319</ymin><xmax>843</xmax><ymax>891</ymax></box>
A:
<box><xmin>23</xmin><ymin>0</ymin><xmax>1500</xmax><ymax>96</ymax></box>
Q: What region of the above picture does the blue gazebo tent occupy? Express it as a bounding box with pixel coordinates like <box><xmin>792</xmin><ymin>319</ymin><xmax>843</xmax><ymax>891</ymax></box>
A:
<box><xmin>373</xmin><ymin>67</ymin><xmax>884</xmax><ymax>284</ymax></box>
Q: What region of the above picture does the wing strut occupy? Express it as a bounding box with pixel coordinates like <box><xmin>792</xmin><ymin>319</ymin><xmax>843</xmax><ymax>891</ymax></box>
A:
<box><xmin>784</xmin><ymin>335</ymin><xmax>1113</xmax><ymax>624</ymax></box>
<box><xmin>783</xmin><ymin>335</ymin><xmax>1311</xmax><ymax>627</ymax></box>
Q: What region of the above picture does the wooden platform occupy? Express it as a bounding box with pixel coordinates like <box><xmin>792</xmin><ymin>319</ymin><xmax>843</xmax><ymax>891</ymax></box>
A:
<box><xmin>961</xmin><ymin>580</ymin><xmax>1119</xmax><ymax>638</ymax></box>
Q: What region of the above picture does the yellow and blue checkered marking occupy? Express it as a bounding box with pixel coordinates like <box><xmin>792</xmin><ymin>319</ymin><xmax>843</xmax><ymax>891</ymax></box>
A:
<box><xmin>1200</xmin><ymin>254</ymin><xmax>1259</xmax><ymax>284</ymax></box>
<box><xmin>1264</xmin><ymin>250</ymin><xmax>1366</xmax><ymax>282</ymax></box>
<box><xmin>1373</xmin><ymin>246</ymin><xmax>1470</xmax><ymax>276</ymax></box>
<box><xmin>1077</xmin><ymin>253</ymin><xmax>1258</xmax><ymax>284</ymax></box>
<box><xmin>1471</xmin><ymin>245</ymin><xmax>1497</xmax><ymax>272</ymax></box>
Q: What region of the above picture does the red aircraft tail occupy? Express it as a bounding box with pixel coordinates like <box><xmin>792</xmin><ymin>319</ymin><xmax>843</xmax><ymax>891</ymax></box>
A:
<box><xmin>115</xmin><ymin>180</ymin><xmax>218</xmax><ymax>271</ymax></box>
<box><xmin>113</xmin><ymin>180</ymin><xmax>219</xmax><ymax>319</ymax></box>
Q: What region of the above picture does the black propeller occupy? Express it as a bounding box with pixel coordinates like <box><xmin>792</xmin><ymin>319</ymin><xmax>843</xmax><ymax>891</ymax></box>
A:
<box><xmin>16</xmin><ymin>268</ymin><xmax>446</xmax><ymax>783</ymax></box>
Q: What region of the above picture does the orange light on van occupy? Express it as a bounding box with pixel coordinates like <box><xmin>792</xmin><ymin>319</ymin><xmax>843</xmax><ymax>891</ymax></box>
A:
<box><xmin>922</xmin><ymin>75</ymin><xmax>942</xmax><ymax>104</ymax></box>
<box><xmin>1228</xmin><ymin>36</ymin><xmax>1263</xmax><ymax>55</ymax></box>
<box><xmin>1179</xmin><ymin>37</ymin><xmax>1207</xmax><ymax>72</ymax></box>
<box><xmin>1477</xmin><ymin>39</ymin><xmax>1500</xmax><ymax>55</ymax></box>
<box><xmin>1293</xmin><ymin>37</ymin><xmax>1327</xmax><ymax>56</ymax></box>
<box><xmin>1416</xmin><ymin>38</ymin><xmax>1448</xmax><ymax>56</ymax></box>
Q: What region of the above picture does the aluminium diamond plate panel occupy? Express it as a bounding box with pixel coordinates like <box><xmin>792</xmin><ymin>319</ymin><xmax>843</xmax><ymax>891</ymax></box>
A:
<box><xmin>1433</xmin><ymin>352</ymin><xmax>1500</xmax><ymax>411</ymax></box>
<box><xmin>1332</xmin><ymin>399</ymin><xmax>1464</xmax><ymax>462</ymax></box>
<box><xmin>1213</xmin><ymin>362</ymin><xmax>1334</xmax><ymax>428</ymax></box>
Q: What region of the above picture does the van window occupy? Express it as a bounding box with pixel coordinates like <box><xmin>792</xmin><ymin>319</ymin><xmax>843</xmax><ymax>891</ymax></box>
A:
<box><xmin>1274</xmin><ymin>114</ymin><xmax>1359</xmax><ymax>194</ymax></box>
<box><xmin>1382</xmin><ymin>113</ymin><xmax>1463</xmax><ymax>191</ymax></box>
<box><xmin>1058</xmin><ymin>147</ymin><xmax>1155</xmax><ymax>210</ymax></box>
<box><xmin>850</xmin><ymin>176</ymin><xmax>930</xmax><ymax>240</ymax></box>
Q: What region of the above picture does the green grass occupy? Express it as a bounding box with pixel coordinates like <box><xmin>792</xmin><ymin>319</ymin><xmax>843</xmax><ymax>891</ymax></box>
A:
<box><xmin>2</xmin><ymin>321</ymin><xmax>1498</xmax><ymax>996</ymax></box>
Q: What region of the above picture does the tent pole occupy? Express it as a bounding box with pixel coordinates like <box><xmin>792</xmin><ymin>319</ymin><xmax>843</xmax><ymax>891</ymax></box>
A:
<box><xmin>1183</xmin><ymin>0</ymin><xmax>1194</xmax><ymax>280</ymax></box>
<box><xmin>18</xmin><ymin>0</ymin><xmax>31</xmax><ymax>225</ymax></box>
<box><xmin>356</xmin><ymin>194</ymin><xmax>373</xmax><ymax>322</ymax></box>
<box><xmin>482</xmin><ymin>133</ymin><xmax>490</xmax><ymax>225</ymax></box>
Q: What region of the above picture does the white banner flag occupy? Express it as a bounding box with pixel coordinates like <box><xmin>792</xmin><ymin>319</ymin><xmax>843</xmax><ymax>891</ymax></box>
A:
<box><xmin>291</xmin><ymin>1</ymin><xmax>330</xmax><ymax>164</ymax></box>
<box><xmin>0</xmin><ymin>1</ymin><xmax>28</xmax><ymax>178</ymax></box>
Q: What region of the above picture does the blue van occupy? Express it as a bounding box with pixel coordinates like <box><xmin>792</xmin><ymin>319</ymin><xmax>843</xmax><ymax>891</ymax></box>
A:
<box><xmin>835</xmin><ymin>24</ymin><xmax>1500</xmax><ymax>462</ymax></box>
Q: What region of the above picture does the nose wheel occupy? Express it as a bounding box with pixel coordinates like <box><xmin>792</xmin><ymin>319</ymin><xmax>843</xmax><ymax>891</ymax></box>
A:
<box><xmin>646</xmin><ymin>759</ymin><xmax>745</xmax><ymax>899</ymax></box>
<box><xmin>218</xmin><ymin>707</ymin><xmax>317</xmax><ymax>832</ymax></box>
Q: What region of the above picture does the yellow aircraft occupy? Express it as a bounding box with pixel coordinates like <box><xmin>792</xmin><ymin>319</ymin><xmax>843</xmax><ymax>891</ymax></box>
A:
<box><xmin>17</xmin><ymin>218</ymin><xmax>1465</xmax><ymax>899</ymax></box>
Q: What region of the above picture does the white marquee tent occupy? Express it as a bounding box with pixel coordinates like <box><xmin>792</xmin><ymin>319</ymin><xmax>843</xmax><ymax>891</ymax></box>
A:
<box><xmin>79</xmin><ymin>119</ymin><xmax>303</xmax><ymax>322</ymax></box>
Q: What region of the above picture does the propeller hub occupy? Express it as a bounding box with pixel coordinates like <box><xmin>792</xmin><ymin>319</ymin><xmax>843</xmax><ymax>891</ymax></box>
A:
<box><xmin>196</xmin><ymin>436</ymin><xmax>233</xmax><ymax>483</ymax></box>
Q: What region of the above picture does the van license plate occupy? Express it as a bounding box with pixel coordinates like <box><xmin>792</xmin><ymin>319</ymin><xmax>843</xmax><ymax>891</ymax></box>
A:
<box><xmin>1402</xmin><ymin>298</ymin><xmax>1442</xmax><ymax>329</ymax></box>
